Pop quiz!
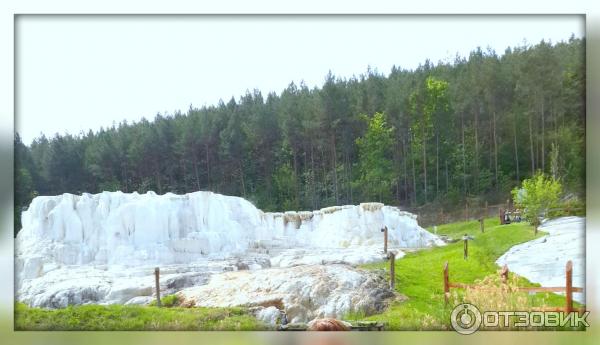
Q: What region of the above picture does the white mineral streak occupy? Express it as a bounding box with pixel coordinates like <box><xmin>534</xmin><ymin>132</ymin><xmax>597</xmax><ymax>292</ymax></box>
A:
<box><xmin>496</xmin><ymin>216</ymin><xmax>585</xmax><ymax>303</ymax></box>
<box><xmin>15</xmin><ymin>191</ymin><xmax>442</xmax><ymax>320</ymax></box>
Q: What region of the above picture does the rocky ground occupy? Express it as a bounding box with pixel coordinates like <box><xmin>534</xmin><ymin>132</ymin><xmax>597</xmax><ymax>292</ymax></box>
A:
<box><xmin>177</xmin><ymin>263</ymin><xmax>402</xmax><ymax>324</ymax></box>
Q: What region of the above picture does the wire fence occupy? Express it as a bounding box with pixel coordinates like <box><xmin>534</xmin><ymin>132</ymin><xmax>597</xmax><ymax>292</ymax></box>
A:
<box><xmin>405</xmin><ymin>203</ymin><xmax>585</xmax><ymax>228</ymax></box>
<box><xmin>403</xmin><ymin>203</ymin><xmax>506</xmax><ymax>228</ymax></box>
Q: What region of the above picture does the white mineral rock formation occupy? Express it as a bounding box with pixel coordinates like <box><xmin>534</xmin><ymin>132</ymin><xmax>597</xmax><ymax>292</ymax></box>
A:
<box><xmin>176</xmin><ymin>264</ymin><xmax>397</xmax><ymax>323</ymax></box>
<box><xmin>15</xmin><ymin>191</ymin><xmax>441</xmax><ymax>314</ymax></box>
<box><xmin>496</xmin><ymin>216</ymin><xmax>585</xmax><ymax>303</ymax></box>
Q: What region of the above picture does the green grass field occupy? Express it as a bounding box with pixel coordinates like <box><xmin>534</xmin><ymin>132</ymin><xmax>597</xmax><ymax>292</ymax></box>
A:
<box><xmin>14</xmin><ymin>303</ymin><xmax>270</xmax><ymax>331</ymax></box>
<box><xmin>355</xmin><ymin>217</ymin><xmax>581</xmax><ymax>330</ymax></box>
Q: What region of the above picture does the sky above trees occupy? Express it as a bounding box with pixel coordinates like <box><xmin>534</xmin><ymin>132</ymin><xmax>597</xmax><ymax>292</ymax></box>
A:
<box><xmin>16</xmin><ymin>15</ymin><xmax>583</xmax><ymax>144</ymax></box>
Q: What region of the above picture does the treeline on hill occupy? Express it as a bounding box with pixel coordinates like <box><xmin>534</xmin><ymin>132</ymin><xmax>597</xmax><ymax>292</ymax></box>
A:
<box><xmin>14</xmin><ymin>37</ymin><xmax>585</xmax><ymax>235</ymax></box>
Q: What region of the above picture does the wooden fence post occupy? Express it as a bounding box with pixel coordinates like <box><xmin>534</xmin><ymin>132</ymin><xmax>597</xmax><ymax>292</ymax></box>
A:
<box><xmin>443</xmin><ymin>262</ymin><xmax>449</xmax><ymax>305</ymax></box>
<box><xmin>500</xmin><ymin>264</ymin><xmax>509</xmax><ymax>284</ymax></box>
<box><xmin>155</xmin><ymin>267</ymin><xmax>162</xmax><ymax>307</ymax></box>
<box><xmin>479</xmin><ymin>217</ymin><xmax>484</xmax><ymax>233</ymax></box>
<box><xmin>565</xmin><ymin>260</ymin><xmax>573</xmax><ymax>314</ymax></box>
<box><xmin>463</xmin><ymin>235</ymin><xmax>468</xmax><ymax>260</ymax></box>
<box><xmin>389</xmin><ymin>251</ymin><xmax>396</xmax><ymax>290</ymax></box>
<box><xmin>382</xmin><ymin>226</ymin><xmax>388</xmax><ymax>254</ymax></box>
<box><xmin>499</xmin><ymin>208</ymin><xmax>505</xmax><ymax>225</ymax></box>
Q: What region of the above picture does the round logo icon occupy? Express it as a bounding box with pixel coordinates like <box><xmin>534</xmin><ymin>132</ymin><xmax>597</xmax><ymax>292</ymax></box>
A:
<box><xmin>451</xmin><ymin>303</ymin><xmax>482</xmax><ymax>335</ymax></box>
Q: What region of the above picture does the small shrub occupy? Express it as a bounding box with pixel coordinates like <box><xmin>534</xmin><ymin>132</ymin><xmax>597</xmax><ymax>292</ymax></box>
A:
<box><xmin>150</xmin><ymin>294</ymin><xmax>180</xmax><ymax>307</ymax></box>
<box><xmin>512</xmin><ymin>172</ymin><xmax>562</xmax><ymax>226</ymax></box>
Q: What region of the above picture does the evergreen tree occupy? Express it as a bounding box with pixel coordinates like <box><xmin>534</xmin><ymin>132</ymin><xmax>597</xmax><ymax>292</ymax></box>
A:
<box><xmin>355</xmin><ymin>112</ymin><xmax>395</xmax><ymax>202</ymax></box>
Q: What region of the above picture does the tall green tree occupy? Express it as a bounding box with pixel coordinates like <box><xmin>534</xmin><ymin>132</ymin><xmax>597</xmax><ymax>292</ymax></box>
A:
<box><xmin>355</xmin><ymin>112</ymin><xmax>395</xmax><ymax>202</ymax></box>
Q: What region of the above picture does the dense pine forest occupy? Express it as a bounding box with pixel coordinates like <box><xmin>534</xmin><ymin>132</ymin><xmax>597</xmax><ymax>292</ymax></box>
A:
<box><xmin>14</xmin><ymin>37</ymin><xmax>585</xmax><ymax>235</ymax></box>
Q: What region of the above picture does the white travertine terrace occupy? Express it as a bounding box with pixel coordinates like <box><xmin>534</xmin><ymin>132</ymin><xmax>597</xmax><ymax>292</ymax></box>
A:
<box><xmin>496</xmin><ymin>216</ymin><xmax>585</xmax><ymax>303</ymax></box>
<box><xmin>15</xmin><ymin>191</ymin><xmax>443</xmax><ymax>320</ymax></box>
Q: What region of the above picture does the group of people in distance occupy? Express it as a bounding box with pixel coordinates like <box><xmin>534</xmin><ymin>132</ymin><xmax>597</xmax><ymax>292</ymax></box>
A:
<box><xmin>503</xmin><ymin>209</ymin><xmax>522</xmax><ymax>224</ymax></box>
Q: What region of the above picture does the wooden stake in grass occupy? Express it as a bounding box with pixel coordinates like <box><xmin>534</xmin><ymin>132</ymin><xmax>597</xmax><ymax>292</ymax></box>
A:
<box><xmin>565</xmin><ymin>260</ymin><xmax>573</xmax><ymax>314</ymax></box>
<box><xmin>463</xmin><ymin>234</ymin><xmax>469</xmax><ymax>260</ymax></box>
<box><xmin>381</xmin><ymin>226</ymin><xmax>388</xmax><ymax>254</ymax></box>
<box><xmin>155</xmin><ymin>267</ymin><xmax>162</xmax><ymax>307</ymax></box>
<box><xmin>389</xmin><ymin>251</ymin><xmax>396</xmax><ymax>290</ymax></box>
<box><xmin>443</xmin><ymin>262</ymin><xmax>449</xmax><ymax>305</ymax></box>
<box><xmin>479</xmin><ymin>217</ymin><xmax>484</xmax><ymax>233</ymax></box>
<box><xmin>500</xmin><ymin>264</ymin><xmax>509</xmax><ymax>284</ymax></box>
